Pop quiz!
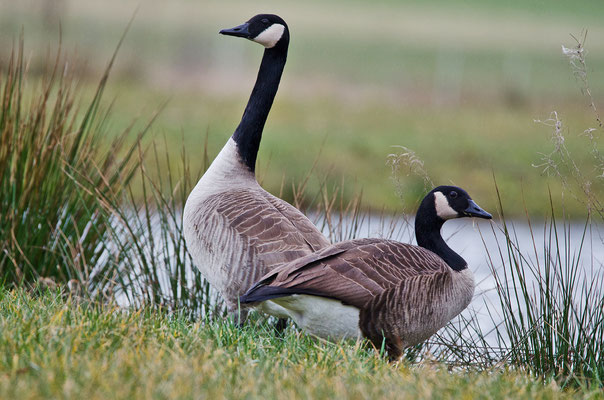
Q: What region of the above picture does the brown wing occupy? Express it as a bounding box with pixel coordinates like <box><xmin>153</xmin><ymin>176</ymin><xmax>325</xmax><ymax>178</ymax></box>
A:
<box><xmin>210</xmin><ymin>188</ymin><xmax>329</xmax><ymax>269</ymax></box>
<box><xmin>259</xmin><ymin>190</ymin><xmax>331</xmax><ymax>252</ymax></box>
<box><xmin>187</xmin><ymin>188</ymin><xmax>329</xmax><ymax>307</ymax></box>
<box><xmin>240</xmin><ymin>238</ymin><xmax>449</xmax><ymax>309</ymax></box>
<box><xmin>186</xmin><ymin>187</ymin><xmax>330</xmax><ymax>311</ymax></box>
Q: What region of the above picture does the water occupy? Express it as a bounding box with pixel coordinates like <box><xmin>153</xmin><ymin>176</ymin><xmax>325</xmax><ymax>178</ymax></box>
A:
<box><xmin>325</xmin><ymin>213</ymin><xmax>604</xmax><ymax>353</ymax></box>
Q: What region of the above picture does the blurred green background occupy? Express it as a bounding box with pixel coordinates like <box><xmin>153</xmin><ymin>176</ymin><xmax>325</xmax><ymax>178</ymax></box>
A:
<box><xmin>1</xmin><ymin>0</ymin><xmax>603</xmax><ymax>216</ymax></box>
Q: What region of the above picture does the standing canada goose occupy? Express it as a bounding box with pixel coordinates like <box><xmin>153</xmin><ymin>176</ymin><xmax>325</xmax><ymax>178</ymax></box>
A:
<box><xmin>240</xmin><ymin>186</ymin><xmax>492</xmax><ymax>360</ymax></box>
<box><xmin>183</xmin><ymin>14</ymin><xmax>330</xmax><ymax>320</ymax></box>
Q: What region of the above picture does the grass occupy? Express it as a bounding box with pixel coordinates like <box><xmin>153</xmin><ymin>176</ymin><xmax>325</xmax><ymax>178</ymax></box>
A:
<box><xmin>0</xmin><ymin>288</ymin><xmax>587</xmax><ymax>399</ymax></box>
<box><xmin>80</xmin><ymin>138</ymin><xmax>217</xmax><ymax>315</ymax></box>
<box><xmin>485</xmin><ymin>202</ymin><xmax>603</xmax><ymax>385</ymax></box>
<box><xmin>0</xmin><ymin>37</ymin><xmax>148</xmax><ymax>286</ymax></box>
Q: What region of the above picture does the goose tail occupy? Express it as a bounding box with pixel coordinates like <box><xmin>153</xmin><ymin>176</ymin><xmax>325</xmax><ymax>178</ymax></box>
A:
<box><xmin>240</xmin><ymin>285</ymin><xmax>326</xmax><ymax>304</ymax></box>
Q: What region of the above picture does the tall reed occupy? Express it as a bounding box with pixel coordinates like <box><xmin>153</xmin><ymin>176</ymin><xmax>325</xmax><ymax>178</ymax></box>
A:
<box><xmin>0</xmin><ymin>38</ymin><xmax>147</xmax><ymax>287</ymax></box>
<box><xmin>71</xmin><ymin>138</ymin><xmax>219</xmax><ymax>316</ymax></box>
<box><xmin>485</xmin><ymin>194</ymin><xmax>602</xmax><ymax>385</ymax></box>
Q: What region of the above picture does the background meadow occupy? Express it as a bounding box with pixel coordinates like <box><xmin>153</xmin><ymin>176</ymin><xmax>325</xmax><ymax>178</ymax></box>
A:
<box><xmin>1</xmin><ymin>0</ymin><xmax>603</xmax><ymax>215</ymax></box>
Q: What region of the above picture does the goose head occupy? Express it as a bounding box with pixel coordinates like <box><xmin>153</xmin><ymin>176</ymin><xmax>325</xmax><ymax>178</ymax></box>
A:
<box><xmin>220</xmin><ymin>14</ymin><xmax>290</xmax><ymax>49</ymax></box>
<box><xmin>429</xmin><ymin>185</ymin><xmax>492</xmax><ymax>221</ymax></box>
<box><xmin>415</xmin><ymin>185</ymin><xmax>491</xmax><ymax>271</ymax></box>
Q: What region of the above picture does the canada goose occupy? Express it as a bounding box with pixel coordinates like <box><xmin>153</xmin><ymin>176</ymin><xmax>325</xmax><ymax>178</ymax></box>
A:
<box><xmin>240</xmin><ymin>186</ymin><xmax>492</xmax><ymax>360</ymax></box>
<box><xmin>183</xmin><ymin>14</ymin><xmax>330</xmax><ymax>320</ymax></box>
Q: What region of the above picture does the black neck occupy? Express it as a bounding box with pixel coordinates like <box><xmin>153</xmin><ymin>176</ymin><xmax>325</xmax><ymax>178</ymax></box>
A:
<box><xmin>414</xmin><ymin>197</ymin><xmax>467</xmax><ymax>271</ymax></box>
<box><xmin>232</xmin><ymin>45</ymin><xmax>287</xmax><ymax>172</ymax></box>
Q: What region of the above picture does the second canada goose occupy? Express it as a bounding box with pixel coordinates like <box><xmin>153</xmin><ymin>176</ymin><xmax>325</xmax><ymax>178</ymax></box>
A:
<box><xmin>240</xmin><ymin>186</ymin><xmax>492</xmax><ymax>360</ymax></box>
<box><xmin>183</xmin><ymin>14</ymin><xmax>330</xmax><ymax>320</ymax></box>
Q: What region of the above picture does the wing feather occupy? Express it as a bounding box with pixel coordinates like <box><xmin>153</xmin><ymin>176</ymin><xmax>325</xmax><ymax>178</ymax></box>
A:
<box><xmin>187</xmin><ymin>188</ymin><xmax>330</xmax><ymax>303</ymax></box>
<box><xmin>241</xmin><ymin>238</ymin><xmax>450</xmax><ymax>309</ymax></box>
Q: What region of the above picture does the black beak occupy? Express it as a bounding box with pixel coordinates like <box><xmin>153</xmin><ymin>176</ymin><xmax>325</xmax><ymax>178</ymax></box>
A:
<box><xmin>219</xmin><ymin>22</ymin><xmax>251</xmax><ymax>39</ymax></box>
<box><xmin>464</xmin><ymin>200</ymin><xmax>492</xmax><ymax>219</ymax></box>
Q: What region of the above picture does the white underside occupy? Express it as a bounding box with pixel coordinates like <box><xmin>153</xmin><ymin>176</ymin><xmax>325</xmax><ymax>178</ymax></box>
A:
<box><xmin>261</xmin><ymin>295</ymin><xmax>362</xmax><ymax>341</ymax></box>
<box><xmin>255</xmin><ymin>299</ymin><xmax>294</xmax><ymax>319</ymax></box>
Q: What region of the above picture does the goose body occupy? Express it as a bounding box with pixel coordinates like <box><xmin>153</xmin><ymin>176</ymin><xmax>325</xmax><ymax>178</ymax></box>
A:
<box><xmin>183</xmin><ymin>15</ymin><xmax>329</xmax><ymax>317</ymax></box>
<box><xmin>240</xmin><ymin>186</ymin><xmax>492</xmax><ymax>359</ymax></box>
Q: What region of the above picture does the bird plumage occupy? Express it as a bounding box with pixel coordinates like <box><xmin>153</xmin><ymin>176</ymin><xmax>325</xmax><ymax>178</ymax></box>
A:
<box><xmin>183</xmin><ymin>15</ymin><xmax>329</xmax><ymax>319</ymax></box>
<box><xmin>240</xmin><ymin>186</ymin><xmax>491</xmax><ymax>359</ymax></box>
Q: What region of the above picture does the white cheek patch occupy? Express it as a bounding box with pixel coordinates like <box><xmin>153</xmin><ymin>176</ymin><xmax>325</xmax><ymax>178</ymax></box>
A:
<box><xmin>252</xmin><ymin>24</ymin><xmax>285</xmax><ymax>48</ymax></box>
<box><xmin>434</xmin><ymin>191</ymin><xmax>458</xmax><ymax>220</ymax></box>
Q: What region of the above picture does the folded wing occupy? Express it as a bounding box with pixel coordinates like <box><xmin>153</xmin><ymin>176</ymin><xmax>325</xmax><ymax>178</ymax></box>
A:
<box><xmin>241</xmin><ymin>238</ymin><xmax>449</xmax><ymax>309</ymax></box>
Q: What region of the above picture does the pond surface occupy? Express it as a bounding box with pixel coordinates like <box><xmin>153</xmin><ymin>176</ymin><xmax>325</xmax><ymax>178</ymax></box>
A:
<box><xmin>329</xmin><ymin>213</ymin><xmax>604</xmax><ymax>350</ymax></box>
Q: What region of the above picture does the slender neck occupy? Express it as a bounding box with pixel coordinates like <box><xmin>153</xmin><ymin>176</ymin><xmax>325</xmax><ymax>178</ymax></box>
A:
<box><xmin>232</xmin><ymin>44</ymin><xmax>288</xmax><ymax>172</ymax></box>
<box><xmin>414</xmin><ymin>198</ymin><xmax>467</xmax><ymax>271</ymax></box>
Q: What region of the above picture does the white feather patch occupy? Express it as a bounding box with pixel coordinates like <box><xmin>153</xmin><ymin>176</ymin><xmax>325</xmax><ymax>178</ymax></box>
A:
<box><xmin>434</xmin><ymin>191</ymin><xmax>458</xmax><ymax>220</ymax></box>
<box><xmin>270</xmin><ymin>295</ymin><xmax>362</xmax><ymax>340</ymax></box>
<box><xmin>252</xmin><ymin>24</ymin><xmax>285</xmax><ymax>48</ymax></box>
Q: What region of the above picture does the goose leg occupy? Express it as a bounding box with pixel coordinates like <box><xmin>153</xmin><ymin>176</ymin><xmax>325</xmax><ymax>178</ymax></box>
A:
<box><xmin>274</xmin><ymin>317</ymin><xmax>289</xmax><ymax>333</ymax></box>
<box><xmin>227</xmin><ymin>301</ymin><xmax>249</xmax><ymax>327</ymax></box>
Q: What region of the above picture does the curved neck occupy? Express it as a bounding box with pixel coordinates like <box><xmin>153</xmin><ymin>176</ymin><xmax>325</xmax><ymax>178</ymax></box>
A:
<box><xmin>414</xmin><ymin>198</ymin><xmax>467</xmax><ymax>271</ymax></box>
<box><xmin>232</xmin><ymin>45</ymin><xmax>287</xmax><ymax>172</ymax></box>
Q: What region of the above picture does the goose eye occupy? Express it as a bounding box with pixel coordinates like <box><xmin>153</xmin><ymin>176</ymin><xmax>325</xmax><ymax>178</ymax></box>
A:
<box><xmin>450</xmin><ymin>191</ymin><xmax>458</xmax><ymax>199</ymax></box>
<box><xmin>261</xmin><ymin>18</ymin><xmax>270</xmax><ymax>24</ymax></box>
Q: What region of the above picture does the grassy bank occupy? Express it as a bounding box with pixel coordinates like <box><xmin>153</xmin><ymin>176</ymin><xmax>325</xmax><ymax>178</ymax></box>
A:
<box><xmin>0</xmin><ymin>289</ymin><xmax>589</xmax><ymax>399</ymax></box>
